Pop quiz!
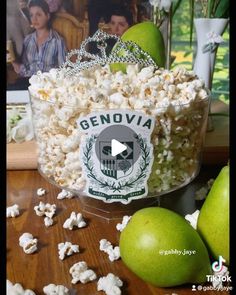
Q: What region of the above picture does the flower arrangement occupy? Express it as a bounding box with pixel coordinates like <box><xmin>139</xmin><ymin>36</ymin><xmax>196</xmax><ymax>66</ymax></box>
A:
<box><xmin>189</xmin><ymin>0</ymin><xmax>229</xmax><ymax>45</ymax></box>
<box><xmin>7</xmin><ymin>104</ymin><xmax>34</xmax><ymax>143</ymax></box>
<box><xmin>149</xmin><ymin>0</ymin><xmax>173</xmax><ymax>26</ymax></box>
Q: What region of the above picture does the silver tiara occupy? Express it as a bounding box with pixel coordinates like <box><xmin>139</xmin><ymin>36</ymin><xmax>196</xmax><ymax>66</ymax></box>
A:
<box><xmin>60</xmin><ymin>29</ymin><xmax>157</xmax><ymax>75</ymax></box>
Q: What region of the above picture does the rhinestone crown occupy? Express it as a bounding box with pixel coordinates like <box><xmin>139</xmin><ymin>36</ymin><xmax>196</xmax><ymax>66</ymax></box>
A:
<box><xmin>61</xmin><ymin>29</ymin><xmax>157</xmax><ymax>75</ymax></box>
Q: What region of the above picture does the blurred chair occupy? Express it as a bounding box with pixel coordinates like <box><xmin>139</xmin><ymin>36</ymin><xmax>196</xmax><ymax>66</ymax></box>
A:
<box><xmin>72</xmin><ymin>0</ymin><xmax>88</xmax><ymax>21</ymax></box>
<box><xmin>52</xmin><ymin>12</ymin><xmax>89</xmax><ymax>52</ymax></box>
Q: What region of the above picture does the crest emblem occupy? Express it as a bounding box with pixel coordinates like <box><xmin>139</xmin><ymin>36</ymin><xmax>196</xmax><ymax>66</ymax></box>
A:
<box><xmin>100</xmin><ymin>141</ymin><xmax>133</xmax><ymax>179</ymax></box>
<box><xmin>77</xmin><ymin>110</ymin><xmax>155</xmax><ymax>204</ymax></box>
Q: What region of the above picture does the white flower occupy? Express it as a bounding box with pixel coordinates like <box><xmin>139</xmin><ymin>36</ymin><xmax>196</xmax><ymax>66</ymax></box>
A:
<box><xmin>159</xmin><ymin>0</ymin><xmax>172</xmax><ymax>12</ymax></box>
<box><xmin>149</xmin><ymin>0</ymin><xmax>172</xmax><ymax>12</ymax></box>
<box><xmin>206</xmin><ymin>31</ymin><xmax>224</xmax><ymax>45</ymax></box>
<box><xmin>11</xmin><ymin>117</ymin><xmax>34</xmax><ymax>143</ymax></box>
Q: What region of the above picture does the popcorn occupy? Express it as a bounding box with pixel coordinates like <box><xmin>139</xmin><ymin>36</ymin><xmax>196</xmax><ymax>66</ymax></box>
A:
<box><xmin>116</xmin><ymin>215</ymin><xmax>131</xmax><ymax>232</ymax></box>
<box><xmin>7</xmin><ymin>280</ymin><xmax>36</xmax><ymax>295</ymax></box>
<box><xmin>7</xmin><ymin>204</ymin><xmax>20</xmax><ymax>218</ymax></box>
<box><xmin>212</xmin><ymin>264</ymin><xmax>229</xmax><ymax>289</ymax></box>
<box><xmin>36</xmin><ymin>188</ymin><xmax>46</xmax><ymax>196</ymax></box>
<box><xmin>63</xmin><ymin>212</ymin><xmax>86</xmax><ymax>230</ymax></box>
<box><xmin>57</xmin><ymin>189</ymin><xmax>74</xmax><ymax>200</ymax></box>
<box><xmin>97</xmin><ymin>273</ymin><xmax>123</xmax><ymax>295</ymax></box>
<box><xmin>69</xmin><ymin>261</ymin><xmax>97</xmax><ymax>284</ymax></box>
<box><xmin>29</xmin><ymin>65</ymin><xmax>209</xmax><ymax>196</ymax></box>
<box><xmin>19</xmin><ymin>233</ymin><xmax>38</xmax><ymax>254</ymax></box>
<box><xmin>34</xmin><ymin>202</ymin><xmax>56</xmax><ymax>219</ymax></box>
<box><xmin>58</xmin><ymin>242</ymin><xmax>79</xmax><ymax>260</ymax></box>
<box><xmin>43</xmin><ymin>284</ymin><xmax>69</xmax><ymax>295</ymax></box>
<box><xmin>185</xmin><ymin>210</ymin><xmax>200</xmax><ymax>230</ymax></box>
<box><xmin>44</xmin><ymin>217</ymin><xmax>54</xmax><ymax>227</ymax></box>
<box><xmin>99</xmin><ymin>239</ymin><xmax>120</xmax><ymax>262</ymax></box>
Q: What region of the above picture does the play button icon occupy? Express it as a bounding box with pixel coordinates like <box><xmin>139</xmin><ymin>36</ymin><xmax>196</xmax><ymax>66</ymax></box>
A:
<box><xmin>95</xmin><ymin>124</ymin><xmax>141</xmax><ymax>167</ymax></box>
<box><xmin>111</xmin><ymin>139</ymin><xmax>127</xmax><ymax>157</ymax></box>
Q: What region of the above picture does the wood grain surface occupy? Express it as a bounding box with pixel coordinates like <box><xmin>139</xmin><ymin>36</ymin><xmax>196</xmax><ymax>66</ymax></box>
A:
<box><xmin>7</xmin><ymin>168</ymin><xmax>230</xmax><ymax>295</ymax></box>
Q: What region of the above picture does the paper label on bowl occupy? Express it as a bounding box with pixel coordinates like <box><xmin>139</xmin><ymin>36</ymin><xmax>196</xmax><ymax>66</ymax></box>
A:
<box><xmin>77</xmin><ymin>110</ymin><xmax>155</xmax><ymax>204</ymax></box>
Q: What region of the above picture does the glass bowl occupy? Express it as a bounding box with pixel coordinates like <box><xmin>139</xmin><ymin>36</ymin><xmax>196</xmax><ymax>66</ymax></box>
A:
<box><xmin>29</xmin><ymin>90</ymin><xmax>209</xmax><ymax>219</ymax></box>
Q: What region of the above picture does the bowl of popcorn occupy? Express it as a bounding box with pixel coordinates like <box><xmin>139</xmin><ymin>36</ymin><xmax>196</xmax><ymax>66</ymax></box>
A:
<box><xmin>28</xmin><ymin>64</ymin><xmax>209</xmax><ymax>218</ymax></box>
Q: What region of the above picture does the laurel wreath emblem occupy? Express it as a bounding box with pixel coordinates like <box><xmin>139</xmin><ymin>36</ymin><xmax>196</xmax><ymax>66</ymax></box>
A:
<box><xmin>82</xmin><ymin>134</ymin><xmax>151</xmax><ymax>193</ymax></box>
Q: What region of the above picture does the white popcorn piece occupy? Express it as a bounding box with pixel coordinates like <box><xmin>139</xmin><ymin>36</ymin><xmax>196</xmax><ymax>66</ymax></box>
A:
<box><xmin>6</xmin><ymin>204</ymin><xmax>20</xmax><ymax>218</ymax></box>
<box><xmin>58</xmin><ymin>242</ymin><xmax>79</xmax><ymax>260</ymax></box>
<box><xmin>7</xmin><ymin>280</ymin><xmax>36</xmax><ymax>295</ymax></box>
<box><xmin>36</xmin><ymin>187</ymin><xmax>46</xmax><ymax>196</ymax></box>
<box><xmin>69</xmin><ymin>261</ymin><xmax>97</xmax><ymax>284</ymax></box>
<box><xmin>34</xmin><ymin>201</ymin><xmax>56</xmax><ymax>219</ymax></box>
<box><xmin>43</xmin><ymin>283</ymin><xmax>69</xmax><ymax>295</ymax></box>
<box><xmin>57</xmin><ymin>189</ymin><xmax>74</xmax><ymax>200</ymax></box>
<box><xmin>116</xmin><ymin>215</ymin><xmax>131</xmax><ymax>232</ymax></box>
<box><xmin>97</xmin><ymin>273</ymin><xmax>123</xmax><ymax>295</ymax></box>
<box><xmin>44</xmin><ymin>217</ymin><xmax>54</xmax><ymax>227</ymax></box>
<box><xmin>19</xmin><ymin>233</ymin><xmax>38</xmax><ymax>254</ymax></box>
<box><xmin>212</xmin><ymin>264</ymin><xmax>229</xmax><ymax>289</ymax></box>
<box><xmin>185</xmin><ymin>210</ymin><xmax>200</xmax><ymax>230</ymax></box>
<box><xmin>99</xmin><ymin>239</ymin><xmax>120</xmax><ymax>262</ymax></box>
<box><xmin>63</xmin><ymin>212</ymin><xmax>86</xmax><ymax>230</ymax></box>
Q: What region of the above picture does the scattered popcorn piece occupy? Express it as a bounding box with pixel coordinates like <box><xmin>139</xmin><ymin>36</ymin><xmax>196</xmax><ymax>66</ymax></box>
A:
<box><xmin>69</xmin><ymin>261</ymin><xmax>97</xmax><ymax>284</ymax></box>
<box><xmin>185</xmin><ymin>210</ymin><xmax>200</xmax><ymax>230</ymax></box>
<box><xmin>63</xmin><ymin>212</ymin><xmax>86</xmax><ymax>230</ymax></box>
<box><xmin>57</xmin><ymin>189</ymin><xmax>74</xmax><ymax>200</ymax></box>
<box><xmin>34</xmin><ymin>201</ymin><xmax>56</xmax><ymax>218</ymax></box>
<box><xmin>99</xmin><ymin>239</ymin><xmax>120</xmax><ymax>262</ymax></box>
<box><xmin>43</xmin><ymin>283</ymin><xmax>69</xmax><ymax>295</ymax></box>
<box><xmin>212</xmin><ymin>264</ymin><xmax>229</xmax><ymax>289</ymax></box>
<box><xmin>116</xmin><ymin>215</ymin><xmax>131</xmax><ymax>232</ymax></box>
<box><xmin>58</xmin><ymin>242</ymin><xmax>79</xmax><ymax>260</ymax></box>
<box><xmin>7</xmin><ymin>279</ymin><xmax>36</xmax><ymax>295</ymax></box>
<box><xmin>37</xmin><ymin>187</ymin><xmax>47</xmax><ymax>196</ymax></box>
<box><xmin>6</xmin><ymin>204</ymin><xmax>20</xmax><ymax>218</ymax></box>
<box><xmin>97</xmin><ymin>273</ymin><xmax>123</xmax><ymax>295</ymax></box>
<box><xmin>19</xmin><ymin>233</ymin><xmax>38</xmax><ymax>254</ymax></box>
<box><xmin>44</xmin><ymin>217</ymin><xmax>54</xmax><ymax>227</ymax></box>
<box><xmin>195</xmin><ymin>178</ymin><xmax>214</xmax><ymax>200</ymax></box>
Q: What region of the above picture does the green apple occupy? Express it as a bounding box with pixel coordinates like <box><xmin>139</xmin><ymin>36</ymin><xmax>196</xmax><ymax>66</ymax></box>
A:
<box><xmin>197</xmin><ymin>165</ymin><xmax>229</xmax><ymax>265</ymax></box>
<box><xmin>110</xmin><ymin>22</ymin><xmax>166</xmax><ymax>73</ymax></box>
<box><xmin>119</xmin><ymin>207</ymin><xmax>212</xmax><ymax>287</ymax></box>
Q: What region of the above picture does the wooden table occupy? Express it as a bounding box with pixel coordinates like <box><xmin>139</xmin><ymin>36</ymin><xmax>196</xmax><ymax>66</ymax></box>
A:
<box><xmin>7</xmin><ymin>167</ymin><xmax>230</xmax><ymax>295</ymax></box>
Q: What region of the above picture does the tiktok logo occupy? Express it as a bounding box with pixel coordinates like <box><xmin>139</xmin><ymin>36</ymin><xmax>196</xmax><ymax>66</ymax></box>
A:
<box><xmin>211</xmin><ymin>255</ymin><xmax>226</xmax><ymax>272</ymax></box>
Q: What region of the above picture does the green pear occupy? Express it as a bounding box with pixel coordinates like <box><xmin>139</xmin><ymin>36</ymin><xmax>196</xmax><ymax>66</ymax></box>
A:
<box><xmin>119</xmin><ymin>207</ymin><xmax>212</xmax><ymax>287</ymax></box>
<box><xmin>110</xmin><ymin>22</ymin><xmax>166</xmax><ymax>73</ymax></box>
<box><xmin>197</xmin><ymin>165</ymin><xmax>229</xmax><ymax>265</ymax></box>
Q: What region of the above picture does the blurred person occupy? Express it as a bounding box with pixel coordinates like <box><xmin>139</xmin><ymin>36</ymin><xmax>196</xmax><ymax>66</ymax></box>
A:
<box><xmin>109</xmin><ymin>4</ymin><xmax>133</xmax><ymax>36</ymax></box>
<box><xmin>103</xmin><ymin>4</ymin><xmax>133</xmax><ymax>56</ymax></box>
<box><xmin>11</xmin><ymin>0</ymin><xmax>67</xmax><ymax>78</ymax></box>
<box><xmin>7</xmin><ymin>0</ymin><xmax>32</xmax><ymax>58</ymax></box>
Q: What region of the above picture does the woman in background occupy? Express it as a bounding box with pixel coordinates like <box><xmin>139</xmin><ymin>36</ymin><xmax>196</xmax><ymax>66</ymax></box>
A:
<box><xmin>12</xmin><ymin>0</ymin><xmax>67</xmax><ymax>78</ymax></box>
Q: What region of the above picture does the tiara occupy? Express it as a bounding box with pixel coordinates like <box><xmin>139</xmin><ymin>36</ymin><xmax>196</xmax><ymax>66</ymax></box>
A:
<box><xmin>60</xmin><ymin>29</ymin><xmax>157</xmax><ymax>75</ymax></box>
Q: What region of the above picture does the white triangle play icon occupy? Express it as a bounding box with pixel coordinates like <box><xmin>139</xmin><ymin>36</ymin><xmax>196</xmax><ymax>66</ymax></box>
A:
<box><xmin>111</xmin><ymin>139</ymin><xmax>127</xmax><ymax>157</ymax></box>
